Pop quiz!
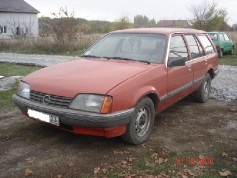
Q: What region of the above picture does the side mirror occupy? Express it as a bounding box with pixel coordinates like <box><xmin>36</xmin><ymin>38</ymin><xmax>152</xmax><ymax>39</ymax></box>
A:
<box><xmin>167</xmin><ymin>57</ymin><xmax>186</xmax><ymax>67</ymax></box>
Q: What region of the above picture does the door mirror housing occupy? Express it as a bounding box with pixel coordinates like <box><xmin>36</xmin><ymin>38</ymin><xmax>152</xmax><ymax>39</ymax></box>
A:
<box><xmin>167</xmin><ymin>57</ymin><xmax>186</xmax><ymax>67</ymax></box>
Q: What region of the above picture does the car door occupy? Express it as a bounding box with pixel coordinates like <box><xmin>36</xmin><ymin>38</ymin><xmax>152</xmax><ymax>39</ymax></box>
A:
<box><xmin>219</xmin><ymin>33</ymin><xmax>226</xmax><ymax>52</ymax></box>
<box><xmin>166</xmin><ymin>34</ymin><xmax>193</xmax><ymax>105</ymax></box>
<box><xmin>223</xmin><ymin>33</ymin><xmax>233</xmax><ymax>52</ymax></box>
<box><xmin>184</xmin><ymin>34</ymin><xmax>208</xmax><ymax>91</ymax></box>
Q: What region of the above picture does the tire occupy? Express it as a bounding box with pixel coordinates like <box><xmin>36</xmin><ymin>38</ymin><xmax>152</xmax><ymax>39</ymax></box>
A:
<box><xmin>122</xmin><ymin>97</ymin><xmax>155</xmax><ymax>145</ymax></box>
<box><xmin>195</xmin><ymin>73</ymin><xmax>211</xmax><ymax>103</ymax></box>
<box><xmin>230</xmin><ymin>47</ymin><xmax>234</xmax><ymax>55</ymax></box>
<box><xmin>218</xmin><ymin>49</ymin><xmax>223</xmax><ymax>58</ymax></box>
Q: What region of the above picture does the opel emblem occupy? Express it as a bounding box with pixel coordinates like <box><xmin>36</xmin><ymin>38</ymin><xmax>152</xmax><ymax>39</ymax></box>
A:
<box><xmin>43</xmin><ymin>95</ymin><xmax>51</xmax><ymax>105</ymax></box>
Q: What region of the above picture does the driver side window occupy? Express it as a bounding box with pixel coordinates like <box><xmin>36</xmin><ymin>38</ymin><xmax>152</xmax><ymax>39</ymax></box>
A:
<box><xmin>168</xmin><ymin>35</ymin><xmax>188</xmax><ymax>67</ymax></box>
<box><xmin>169</xmin><ymin>35</ymin><xmax>188</xmax><ymax>59</ymax></box>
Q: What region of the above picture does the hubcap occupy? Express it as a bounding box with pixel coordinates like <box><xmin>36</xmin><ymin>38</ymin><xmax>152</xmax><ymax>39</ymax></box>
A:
<box><xmin>135</xmin><ymin>107</ymin><xmax>150</xmax><ymax>137</ymax></box>
<box><xmin>203</xmin><ymin>80</ymin><xmax>209</xmax><ymax>98</ymax></box>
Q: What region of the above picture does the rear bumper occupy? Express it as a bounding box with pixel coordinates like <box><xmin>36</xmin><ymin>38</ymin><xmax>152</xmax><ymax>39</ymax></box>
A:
<box><xmin>13</xmin><ymin>94</ymin><xmax>134</xmax><ymax>128</ymax></box>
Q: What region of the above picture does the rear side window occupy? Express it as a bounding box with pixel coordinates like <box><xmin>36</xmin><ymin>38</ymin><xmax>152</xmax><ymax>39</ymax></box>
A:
<box><xmin>185</xmin><ymin>35</ymin><xmax>204</xmax><ymax>59</ymax></box>
<box><xmin>169</xmin><ymin>35</ymin><xmax>188</xmax><ymax>60</ymax></box>
<box><xmin>223</xmin><ymin>34</ymin><xmax>230</xmax><ymax>41</ymax></box>
<box><xmin>208</xmin><ymin>33</ymin><xmax>218</xmax><ymax>41</ymax></box>
<box><xmin>219</xmin><ymin>34</ymin><xmax>225</xmax><ymax>41</ymax></box>
<box><xmin>197</xmin><ymin>35</ymin><xmax>215</xmax><ymax>54</ymax></box>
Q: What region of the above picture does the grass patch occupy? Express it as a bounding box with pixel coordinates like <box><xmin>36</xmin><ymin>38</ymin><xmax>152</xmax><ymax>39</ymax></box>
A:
<box><xmin>101</xmin><ymin>141</ymin><xmax>236</xmax><ymax>177</ymax></box>
<box><xmin>0</xmin><ymin>63</ymin><xmax>41</xmax><ymax>77</ymax></box>
<box><xmin>219</xmin><ymin>49</ymin><xmax>237</xmax><ymax>66</ymax></box>
<box><xmin>0</xmin><ymin>63</ymin><xmax>41</xmax><ymax>109</ymax></box>
<box><xmin>196</xmin><ymin>173</ymin><xmax>220</xmax><ymax>178</ymax></box>
<box><xmin>0</xmin><ymin>86</ymin><xmax>16</xmax><ymax>109</ymax></box>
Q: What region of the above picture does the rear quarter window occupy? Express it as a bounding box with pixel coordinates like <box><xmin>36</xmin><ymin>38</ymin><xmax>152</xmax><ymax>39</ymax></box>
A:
<box><xmin>185</xmin><ymin>35</ymin><xmax>204</xmax><ymax>59</ymax></box>
<box><xmin>223</xmin><ymin>33</ymin><xmax>230</xmax><ymax>41</ymax></box>
<box><xmin>197</xmin><ymin>35</ymin><xmax>215</xmax><ymax>55</ymax></box>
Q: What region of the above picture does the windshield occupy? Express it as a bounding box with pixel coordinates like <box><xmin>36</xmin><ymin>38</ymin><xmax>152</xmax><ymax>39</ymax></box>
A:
<box><xmin>82</xmin><ymin>33</ymin><xmax>167</xmax><ymax>64</ymax></box>
<box><xmin>208</xmin><ymin>33</ymin><xmax>218</xmax><ymax>42</ymax></box>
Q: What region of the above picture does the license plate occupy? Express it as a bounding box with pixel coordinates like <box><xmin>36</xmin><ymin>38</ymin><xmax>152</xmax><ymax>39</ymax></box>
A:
<box><xmin>28</xmin><ymin>109</ymin><xmax>60</xmax><ymax>126</ymax></box>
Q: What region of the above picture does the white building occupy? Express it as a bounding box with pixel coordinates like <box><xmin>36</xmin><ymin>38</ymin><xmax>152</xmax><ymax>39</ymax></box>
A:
<box><xmin>0</xmin><ymin>0</ymin><xmax>39</xmax><ymax>38</ymax></box>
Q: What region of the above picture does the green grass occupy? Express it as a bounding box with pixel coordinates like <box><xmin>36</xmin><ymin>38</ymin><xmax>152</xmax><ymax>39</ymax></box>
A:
<box><xmin>0</xmin><ymin>63</ymin><xmax>41</xmax><ymax>109</ymax></box>
<box><xmin>219</xmin><ymin>49</ymin><xmax>237</xmax><ymax>66</ymax></box>
<box><xmin>0</xmin><ymin>63</ymin><xmax>41</xmax><ymax>77</ymax></box>
<box><xmin>104</xmin><ymin>142</ymin><xmax>236</xmax><ymax>177</ymax></box>
<box><xmin>196</xmin><ymin>173</ymin><xmax>220</xmax><ymax>178</ymax></box>
<box><xmin>0</xmin><ymin>86</ymin><xmax>16</xmax><ymax>109</ymax></box>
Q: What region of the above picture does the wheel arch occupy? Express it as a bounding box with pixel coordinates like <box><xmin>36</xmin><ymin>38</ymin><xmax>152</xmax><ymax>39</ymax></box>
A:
<box><xmin>207</xmin><ymin>68</ymin><xmax>215</xmax><ymax>79</ymax></box>
<box><xmin>135</xmin><ymin>91</ymin><xmax>159</xmax><ymax>110</ymax></box>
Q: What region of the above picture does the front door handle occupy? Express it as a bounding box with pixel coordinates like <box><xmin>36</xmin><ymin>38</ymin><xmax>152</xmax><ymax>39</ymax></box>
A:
<box><xmin>188</xmin><ymin>65</ymin><xmax>192</xmax><ymax>71</ymax></box>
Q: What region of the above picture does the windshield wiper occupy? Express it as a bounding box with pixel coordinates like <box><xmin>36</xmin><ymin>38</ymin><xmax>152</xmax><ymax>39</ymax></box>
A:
<box><xmin>81</xmin><ymin>55</ymin><xmax>111</xmax><ymax>60</ymax></box>
<box><xmin>110</xmin><ymin>57</ymin><xmax>150</xmax><ymax>64</ymax></box>
<box><xmin>81</xmin><ymin>55</ymin><xmax>102</xmax><ymax>58</ymax></box>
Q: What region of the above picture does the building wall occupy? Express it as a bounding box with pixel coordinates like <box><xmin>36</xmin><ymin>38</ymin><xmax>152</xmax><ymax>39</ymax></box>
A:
<box><xmin>0</xmin><ymin>12</ymin><xmax>38</xmax><ymax>39</ymax></box>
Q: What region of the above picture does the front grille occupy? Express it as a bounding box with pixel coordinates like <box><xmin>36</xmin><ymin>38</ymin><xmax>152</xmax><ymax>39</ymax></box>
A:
<box><xmin>30</xmin><ymin>90</ymin><xmax>72</xmax><ymax>108</ymax></box>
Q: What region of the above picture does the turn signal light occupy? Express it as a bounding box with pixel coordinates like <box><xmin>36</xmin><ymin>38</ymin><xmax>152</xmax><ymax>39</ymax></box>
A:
<box><xmin>100</xmin><ymin>96</ymin><xmax>113</xmax><ymax>114</ymax></box>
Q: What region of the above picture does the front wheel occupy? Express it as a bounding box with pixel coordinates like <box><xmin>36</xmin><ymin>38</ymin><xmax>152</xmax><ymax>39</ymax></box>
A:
<box><xmin>195</xmin><ymin>73</ymin><xmax>211</xmax><ymax>103</ymax></box>
<box><xmin>122</xmin><ymin>97</ymin><xmax>155</xmax><ymax>145</ymax></box>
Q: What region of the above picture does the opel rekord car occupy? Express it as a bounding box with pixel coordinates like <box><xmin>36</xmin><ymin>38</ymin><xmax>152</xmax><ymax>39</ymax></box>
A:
<box><xmin>13</xmin><ymin>28</ymin><xmax>219</xmax><ymax>145</ymax></box>
<box><xmin>208</xmin><ymin>31</ymin><xmax>234</xmax><ymax>58</ymax></box>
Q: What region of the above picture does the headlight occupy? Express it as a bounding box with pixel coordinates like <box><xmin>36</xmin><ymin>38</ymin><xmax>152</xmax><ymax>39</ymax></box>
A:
<box><xmin>17</xmin><ymin>81</ymin><xmax>30</xmax><ymax>99</ymax></box>
<box><xmin>69</xmin><ymin>94</ymin><xmax>112</xmax><ymax>113</ymax></box>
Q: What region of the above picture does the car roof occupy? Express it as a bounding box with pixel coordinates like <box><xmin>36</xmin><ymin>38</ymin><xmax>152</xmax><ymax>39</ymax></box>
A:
<box><xmin>111</xmin><ymin>28</ymin><xmax>206</xmax><ymax>35</ymax></box>
<box><xmin>208</xmin><ymin>31</ymin><xmax>225</xmax><ymax>34</ymax></box>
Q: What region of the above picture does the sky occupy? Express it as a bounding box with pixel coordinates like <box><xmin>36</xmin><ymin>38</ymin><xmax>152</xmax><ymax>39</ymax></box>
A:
<box><xmin>25</xmin><ymin>0</ymin><xmax>237</xmax><ymax>25</ymax></box>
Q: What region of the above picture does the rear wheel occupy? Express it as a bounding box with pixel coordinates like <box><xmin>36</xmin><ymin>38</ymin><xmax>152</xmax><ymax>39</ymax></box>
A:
<box><xmin>195</xmin><ymin>73</ymin><xmax>211</xmax><ymax>103</ymax></box>
<box><xmin>122</xmin><ymin>97</ymin><xmax>155</xmax><ymax>145</ymax></box>
<box><xmin>230</xmin><ymin>47</ymin><xmax>234</xmax><ymax>55</ymax></box>
<box><xmin>218</xmin><ymin>49</ymin><xmax>223</xmax><ymax>58</ymax></box>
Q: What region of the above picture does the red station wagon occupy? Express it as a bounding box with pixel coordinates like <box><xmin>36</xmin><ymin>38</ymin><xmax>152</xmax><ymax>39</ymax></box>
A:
<box><xmin>13</xmin><ymin>28</ymin><xmax>219</xmax><ymax>145</ymax></box>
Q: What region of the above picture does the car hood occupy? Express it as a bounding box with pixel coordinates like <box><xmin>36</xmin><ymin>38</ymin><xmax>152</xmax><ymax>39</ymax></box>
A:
<box><xmin>23</xmin><ymin>58</ymin><xmax>152</xmax><ymax>98</ymax></box>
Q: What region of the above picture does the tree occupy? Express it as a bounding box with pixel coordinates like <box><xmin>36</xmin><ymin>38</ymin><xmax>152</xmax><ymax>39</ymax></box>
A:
<box><xmin>51</xmin><ymin>7</ymin><xmax>79</xmax><ymax>48</ymax></box>
<box><xmin>114</xmin><ymin>15</ymin><xmax>131</xmax><ymax>30</ymax></box>
<box><xmin>188</xmin><ymin>0</ymin><xmax>230</xmax><ymax>31</ymax></box>
<box><xmin>134</xmin><ymin>15</ymin><xmax>149</xmax><ymax>27</ymax></box>
<box><xmin>39</xmin><ymin>16</ymin><xmax>53</xmax><ymax>37</ymax></box>
<box><xmin>233</xmin><ymin>24</ymin><xmax>237</xmax><ymax>31</ymax></box>
<box><xmin>134</xmin><ymin>15</ymin><xmax>157</xmax><ymax>28</ymax></box>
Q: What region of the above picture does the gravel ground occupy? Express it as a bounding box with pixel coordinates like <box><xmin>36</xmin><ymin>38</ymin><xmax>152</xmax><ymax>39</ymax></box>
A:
<box><xmin>0</xmin><ymin>52</ymin><xmax>77</xmax><ymax>67</ymax></box>
<box><xmin>0</xmin><ymin>53</ymin><xmax>236</xmax><ymax>101</ymax></box>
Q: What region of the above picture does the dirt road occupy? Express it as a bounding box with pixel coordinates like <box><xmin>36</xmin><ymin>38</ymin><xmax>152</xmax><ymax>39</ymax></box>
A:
<box><xmin>0</xmin><ymin>97</ymin><xmax>237</xmax><ymax>177</ymax></box>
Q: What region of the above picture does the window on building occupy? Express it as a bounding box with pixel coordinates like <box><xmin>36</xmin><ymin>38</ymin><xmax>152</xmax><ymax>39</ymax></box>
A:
<box><xmin>0</xmin><ymin>26</ymin><xmax>7</xmax><ymax>33</ymax></box>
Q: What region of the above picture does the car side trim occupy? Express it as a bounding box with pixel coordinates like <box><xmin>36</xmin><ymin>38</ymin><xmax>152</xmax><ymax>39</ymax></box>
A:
<box><xmin>160</xmin><ymin>75</ymin><xmax>205</xmax><ymax>102</ymax></box>
<box><xmin>13</xmin><ymin>94</ymin><xmax>135</xmax><ymax>128</ymax></box>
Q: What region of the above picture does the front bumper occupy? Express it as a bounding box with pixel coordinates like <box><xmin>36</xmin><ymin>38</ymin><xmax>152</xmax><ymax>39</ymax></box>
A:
<box><xmin>13</xmin><ymin>94</ymin><xmax>134</xmax><ymax>128</ymax></box>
